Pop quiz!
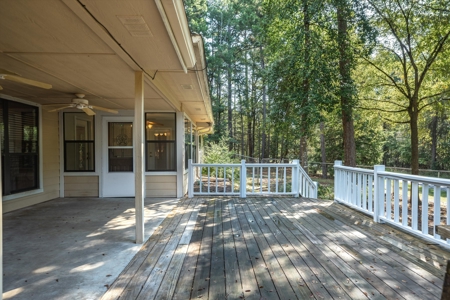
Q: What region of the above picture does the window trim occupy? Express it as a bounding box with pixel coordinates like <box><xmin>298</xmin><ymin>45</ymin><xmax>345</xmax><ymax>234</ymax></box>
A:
<box><xmin>0</xmin><ymin>94</ymin><xmax>43</xmax><ymax>201</ymax></box>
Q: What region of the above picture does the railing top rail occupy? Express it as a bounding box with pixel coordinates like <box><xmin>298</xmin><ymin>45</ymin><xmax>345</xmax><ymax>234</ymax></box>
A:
<box><xmin>334</xmin><ymin>164</ymin><xmax>374</xmax><ymax>175</ymax></box>
<box><xmin>378</xmin><ymin>170</ymin><xmax>450</xmax><ymax>186</ymax></box>
<box><xmin>192</xmin><ymin>162</ymin><xmax>297</xmax><ymax>168</ymax></box>
<box><xmin>243</xmin><ymin>163</ymin><xmax>296</xmax><ymax>167</ymax></box>
<box><xmin>192</xmin><ymin>163</ymin><xmax>241</xmax><ymax>167</ymax></box>
<box><xmin>298</xmin><ymin>166</ymin><xmax>316</xmax><ymax>186</ymax></box>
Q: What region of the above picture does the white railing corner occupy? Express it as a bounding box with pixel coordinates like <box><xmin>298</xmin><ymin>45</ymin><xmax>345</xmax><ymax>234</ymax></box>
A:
<box><xmin>293</xmin><ymin>159</ymin><xmax>300</xmax><ymax>197</ymax></box>
<box><xmin>240</xmin><ymin>160</ymin><xmax>247</xmax><ymax>198</ymax></box>
<box><xmin>188</xmin><ymin>159</ymin><xmax>193</xmax><ymax>198</ymax></box>
<box><xmin>373</xmin><ymin>164</ymin><xmax>385</xmax><ymax>223</ymax></box>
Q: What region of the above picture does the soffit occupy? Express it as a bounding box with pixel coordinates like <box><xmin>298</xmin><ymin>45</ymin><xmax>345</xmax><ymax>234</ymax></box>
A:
<box><xmin>0</xmin><ymin>0</ymin><xmax>212</xmax><ymax>121</ymax></box>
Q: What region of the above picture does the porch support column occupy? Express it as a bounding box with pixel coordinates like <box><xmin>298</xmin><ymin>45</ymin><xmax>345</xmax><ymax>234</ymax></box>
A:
<box><xmin>134</xmin><ymin>71</ymin><xmax>145</xmax><ymax>244</ymax></box>
<box><xmin>176</xmin><ymin>112</ymin><xmax>184</xmax><ymax>198</ymax></box>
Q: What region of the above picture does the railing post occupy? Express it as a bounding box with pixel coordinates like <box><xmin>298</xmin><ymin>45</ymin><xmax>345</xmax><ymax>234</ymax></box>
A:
<box><xmin>373</xmin><ymin>165</ymin><xmax>385</xmax><ymax>223</ymax></box>
<box><xmin>240</xmin><ymin>160</ymin><xmax>247</xmax><ymax>198</ymax></box>
<box><xmin>334</xmin><ymin>160</ymin><xmax>342</xmax><ymax>202</ymax></box>
<box><xmin>188</xmin><ymin>159</ymin><xmax>193</xmax><ymax>198</ymax></box>
<box><xmin>313</xmin><ymin>181</ymin><xmax>318</xmax><ymax>199</ymax></box>
<box><xmin>293</xmin><ymin>159</ymin><xmax>300</xmax><ymax>197</ymax></box>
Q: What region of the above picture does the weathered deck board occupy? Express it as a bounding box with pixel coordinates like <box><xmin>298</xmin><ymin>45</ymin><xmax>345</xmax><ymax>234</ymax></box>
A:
<box><xmin>102</xmin><ymin>196</ymin><xmax>448</xmax><ymax>300</ymax></box>
<box><xmin>171</xmin><ymin>199</ymin><xmax>208</xmax><ymax>300</ymax></box>
<box><xmin>298</xmin><ymin>198</ymin><xmax>442</xmax><ymax>296</ymax></box>
<box><xmin>281</xmin><ymin>198</ymin><xmax>441</xmax><ymax>299</ymax></box>
<box><xmin>228</xmin><ymin>198</ymin><xmax>263</xmax><ymax>300</ymax></box>
<box><xmin>221</xmin><ymin>198</ymin><xmax>245</xmax><ymax>299</ymax></box>
<box><xmin>190</xmin><ymin>198</ymin><xmax>215</xmax><ymax>299</ymax></box>
<box><xmin>252</xmin><ymin>198</ymin><xmax>368</xmax><ymax>299</ymax></box>
<box><xmin>101</xmin><ymin>198</ymin><xmax>194</xmax><ymax>300</ymax></box>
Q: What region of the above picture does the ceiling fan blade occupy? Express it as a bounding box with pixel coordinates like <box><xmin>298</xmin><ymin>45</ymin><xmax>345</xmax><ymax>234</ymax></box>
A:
<box><xmin>91</xmin><ymin>106</ymin><xmax>118</xmax><ymax>114</ymax></box>
<box><xmin>82</xmin><ymin>107</ymin><xmax>96</xmax><ymax>116</ymax></box>
<box><xmin>1</xmin><ymin>74</ymin><xmax>52</xmax><ymax>89</ymax></box>
<box><xmin>47</xmin><ymin>106</ymin><xmax>72</xmax><ymax>113</ymax></box>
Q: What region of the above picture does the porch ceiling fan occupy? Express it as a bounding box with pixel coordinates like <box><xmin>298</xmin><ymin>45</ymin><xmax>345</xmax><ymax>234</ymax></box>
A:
<box><xmin>43</xmin><ymin>94</ymin><xmax>118</xmax><ymax>116</ymax></box>
<box><xmin>0</xmin><ymin>68</ymin><xmax>52</xmax><ymax>90</ymax></box>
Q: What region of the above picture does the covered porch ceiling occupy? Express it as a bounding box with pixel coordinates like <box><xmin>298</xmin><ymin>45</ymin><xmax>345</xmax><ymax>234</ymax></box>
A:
<box><xmin>0</xmin><ymin>0</ymin><xmax>213</xmax><ymax>126</ymax></box>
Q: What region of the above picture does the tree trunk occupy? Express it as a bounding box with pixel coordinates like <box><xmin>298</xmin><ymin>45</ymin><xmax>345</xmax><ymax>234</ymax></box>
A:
<box><xmin>337</xmin><ymin>2</ymin><xmax>356</xmax><ymax>167</ymax></box>
<box><xmin>227</xmin><ymin>61</ymin><xmax>232</xmax><ymax>150</ymax></box>
<box><xmin>247</xmin><ymin>117</ymin><xmax>253</xmax><ymax>158</ymax></box>
<box><xmin>320</xmin><ymin>122</ymin><xmax>327</xmax><ymax>179</ymax></box>
<box><xmin>299</xmin><ymin>0</ymin><xmax>310</xmax><ymax>173</ymax></box>
<box><xmin>430</xmin><ymin>115</ymin><xmax>438</xmax><ymax>169</ymax></box>
<box><xmin>240</xmin><ymin>110</ymin><xmax>245</xmax><ymax>156</ymax></box>
<box><xmin>260</xmin><ymin>45</ymin><xmax>267</xmax><ymax>160</ymax></box>
<box><xmin>409</xmin><ymin>101</ymin><xmax>420</xmax><ymax>175</ymax></box>
<box><xmin>300</xmin><ymin>136</ymin><xmax>308</xmax><ymax>172</ymax></box>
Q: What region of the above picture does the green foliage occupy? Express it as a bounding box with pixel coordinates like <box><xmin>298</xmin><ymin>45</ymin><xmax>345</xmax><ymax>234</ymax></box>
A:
<box><xmin>184</xmin><ymin>0</ymin><xmax>450</xmax><ymax>177</ymax></box>
<box><xmin>202</xmin><ymin>137</ymin><xmax>240</xmax><ymax>179</ymax></box>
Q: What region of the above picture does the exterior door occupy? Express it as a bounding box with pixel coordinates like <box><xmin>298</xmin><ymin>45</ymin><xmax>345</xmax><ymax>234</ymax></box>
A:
<box><xmin>102</xmin><ymin>117</ymin><xmax>135</xmax><ymax>197</ymax></box>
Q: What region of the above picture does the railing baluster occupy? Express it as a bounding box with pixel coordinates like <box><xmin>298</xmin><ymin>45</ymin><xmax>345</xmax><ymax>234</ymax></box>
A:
<box><xmin>357</xmin><ymin>173</ymin><xmax>362</xmax><ymax>208</ymax></box>
<box><xmin>276</xmin><ymin>167</ymin><xmax>279</xmax><ymax>193</ymax></box>
<box><xmin>200</xmin><ymin>167</ymin><xmax>203</xmax><ymax>194</ymax></box>
<box><xmin>422</xmin><ymin>183</ymin><xmax>429</xmax><ymax>235</ymax></box>
<box><xmin>215</xmin><ymin>166</ymin><xmax>218</xmax><ymax>194</ymax></box>
<box><xmin>412</xmin><ymin>182</ymin><xmax>419</xmax><ymax>230</ymax></box>
<box><xmin>268</xmin><ymin>166</ymin><xmax>271</xmax><ymax>193</ymax></box>
<box><xmin>402</xmin><ymin>180</ymin><xmax>408</xmax><ymax>227</ymax></box>
<box><xmin>223</xmin><ymin>167</ymin><xmax>227</xmax><ymax>194</ymax></box>
<box><xmin>252</xmin><ymin>167</ymin><xmax>255</xmax><ymax>193</ymax></box>
<box><xmin>208</xmin><ymin>167</ymin><xmax>210</xmax><ymax>194</ymax></box>
<box><xmin>362</xmin><ymin>174</ymin><xmax>367</xmax><ymax>210</ymax></box>
<box><xmin>434</xmin><ymin>186</ymin><xmax>441</xmax><ymax>238</ymax></box>
<box><xmin>386</xmin><ymin>179</ymin><xmax>392</xmax><ymax>220</ymax></box>
<box><xmin>260</xmin><ymin>166</ymin><xmax>263</xmax><ymax>193</ymax></box>
<box><xmin>447</xmin><ymin>188</ymin><xmax>450</xmax><ymax>243</ymax></box>
<box><xmin>394</xmin><ymin>180</ymin><xmax>399</xmax><ymax>223</ymax></box>
<box><xmin>284</xmin><ymin>167</ymin><xmax>287</xmax><ymax>193</ymax></box>
<box><xmin>368</xmin><ymin>175</ymin><xmax>373</xmax><ymax>212</ymax></box>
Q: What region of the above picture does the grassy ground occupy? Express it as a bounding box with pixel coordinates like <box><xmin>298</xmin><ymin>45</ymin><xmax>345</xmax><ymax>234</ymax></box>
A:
<box><xmin>313</xmin><ymin>176</ymin><xmax>335</xmax><ymax>200</ymax></box>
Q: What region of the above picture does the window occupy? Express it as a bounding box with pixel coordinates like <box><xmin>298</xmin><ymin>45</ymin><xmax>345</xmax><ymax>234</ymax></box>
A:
<box><xmin>0</xmin><ymin>99</ymin><xmax>39</xmax><ymax>195</ymax></box>
<box><xmin>145</xmin><ymin>113</ymin><xmax>176</xmax><ymax>171</ymax></box>
<box><xmin>108</xmin><ymin>122</ymin><xmax>133</xmax><ymax>172</ymax></box>
<box><xmin>64</xmin><ymin>113</ymin><xmax>95</xmax><ymax>172</ymax></box>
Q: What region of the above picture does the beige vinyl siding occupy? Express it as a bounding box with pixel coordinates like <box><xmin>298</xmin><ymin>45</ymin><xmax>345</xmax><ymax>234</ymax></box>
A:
<box><xmin>64</xmin><ymin>176</ymin><xmax>99</xmax><ymax>197</ymax></box>
<box><xmin>4</xmin><ymin>110</ymin><xmax>60</xmax><ymax>212</ymax></box>
<box><xmin>146</xmin><ymin>175</ymin><xmax>176</xmax><ymax>197</ymax></box>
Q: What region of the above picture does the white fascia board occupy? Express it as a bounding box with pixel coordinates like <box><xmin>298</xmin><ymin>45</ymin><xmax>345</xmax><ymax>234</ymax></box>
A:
<box><xmin>191</xmin><ymin>35</ymin><xmax>214</xmax><ymax>126</ymax></box>
<box><xmin>156</xmin><ymin>0</ymin><xmax>196</xmax><ymax>71</ymax></box>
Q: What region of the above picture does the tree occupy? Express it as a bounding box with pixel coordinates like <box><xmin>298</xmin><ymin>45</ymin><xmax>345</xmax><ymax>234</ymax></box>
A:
<box><xmin>361</xmin><ymin>0</ymin><xmax>450</xmax><ymax>174</ymax></box>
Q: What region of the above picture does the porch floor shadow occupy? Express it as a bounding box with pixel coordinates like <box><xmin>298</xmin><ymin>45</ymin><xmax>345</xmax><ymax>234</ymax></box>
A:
<box><xmin>101</xmin><ymin>196</ymin><xmax>449</xmax><ymax>300</ymax></box>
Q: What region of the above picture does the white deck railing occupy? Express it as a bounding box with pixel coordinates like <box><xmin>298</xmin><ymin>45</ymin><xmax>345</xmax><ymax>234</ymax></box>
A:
<box><xmin>188</xmin><ymin>159</ymin><xmax>318</xmax><ymax>198</ymax></box>
<box><xmin>334</xmin><ymin>160</ymin><xmax>450</xmax><ymax>247</ymax></box>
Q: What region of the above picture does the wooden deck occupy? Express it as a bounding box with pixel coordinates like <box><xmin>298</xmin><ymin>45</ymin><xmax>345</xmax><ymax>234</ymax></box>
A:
<box><xmin>101</xmin><ymin>197</ymin><xmax>449</xmax><ymax>300</ymax></box>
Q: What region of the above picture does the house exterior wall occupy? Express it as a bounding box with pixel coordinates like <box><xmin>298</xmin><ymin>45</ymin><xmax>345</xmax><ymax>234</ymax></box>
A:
<box><xmin>145</xmin><ymin>175</ymin><xmax>177</xmax><ymax>197</ymax></box>
<box><xmin>64</xmin><ymin>176</ymin><xmax>99</xmax><ymax>197</ymax></box>
<box><xmin>3</xmin><ymin>110</ymin><xmax>60</xmax><ymax>213</ymax></box>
